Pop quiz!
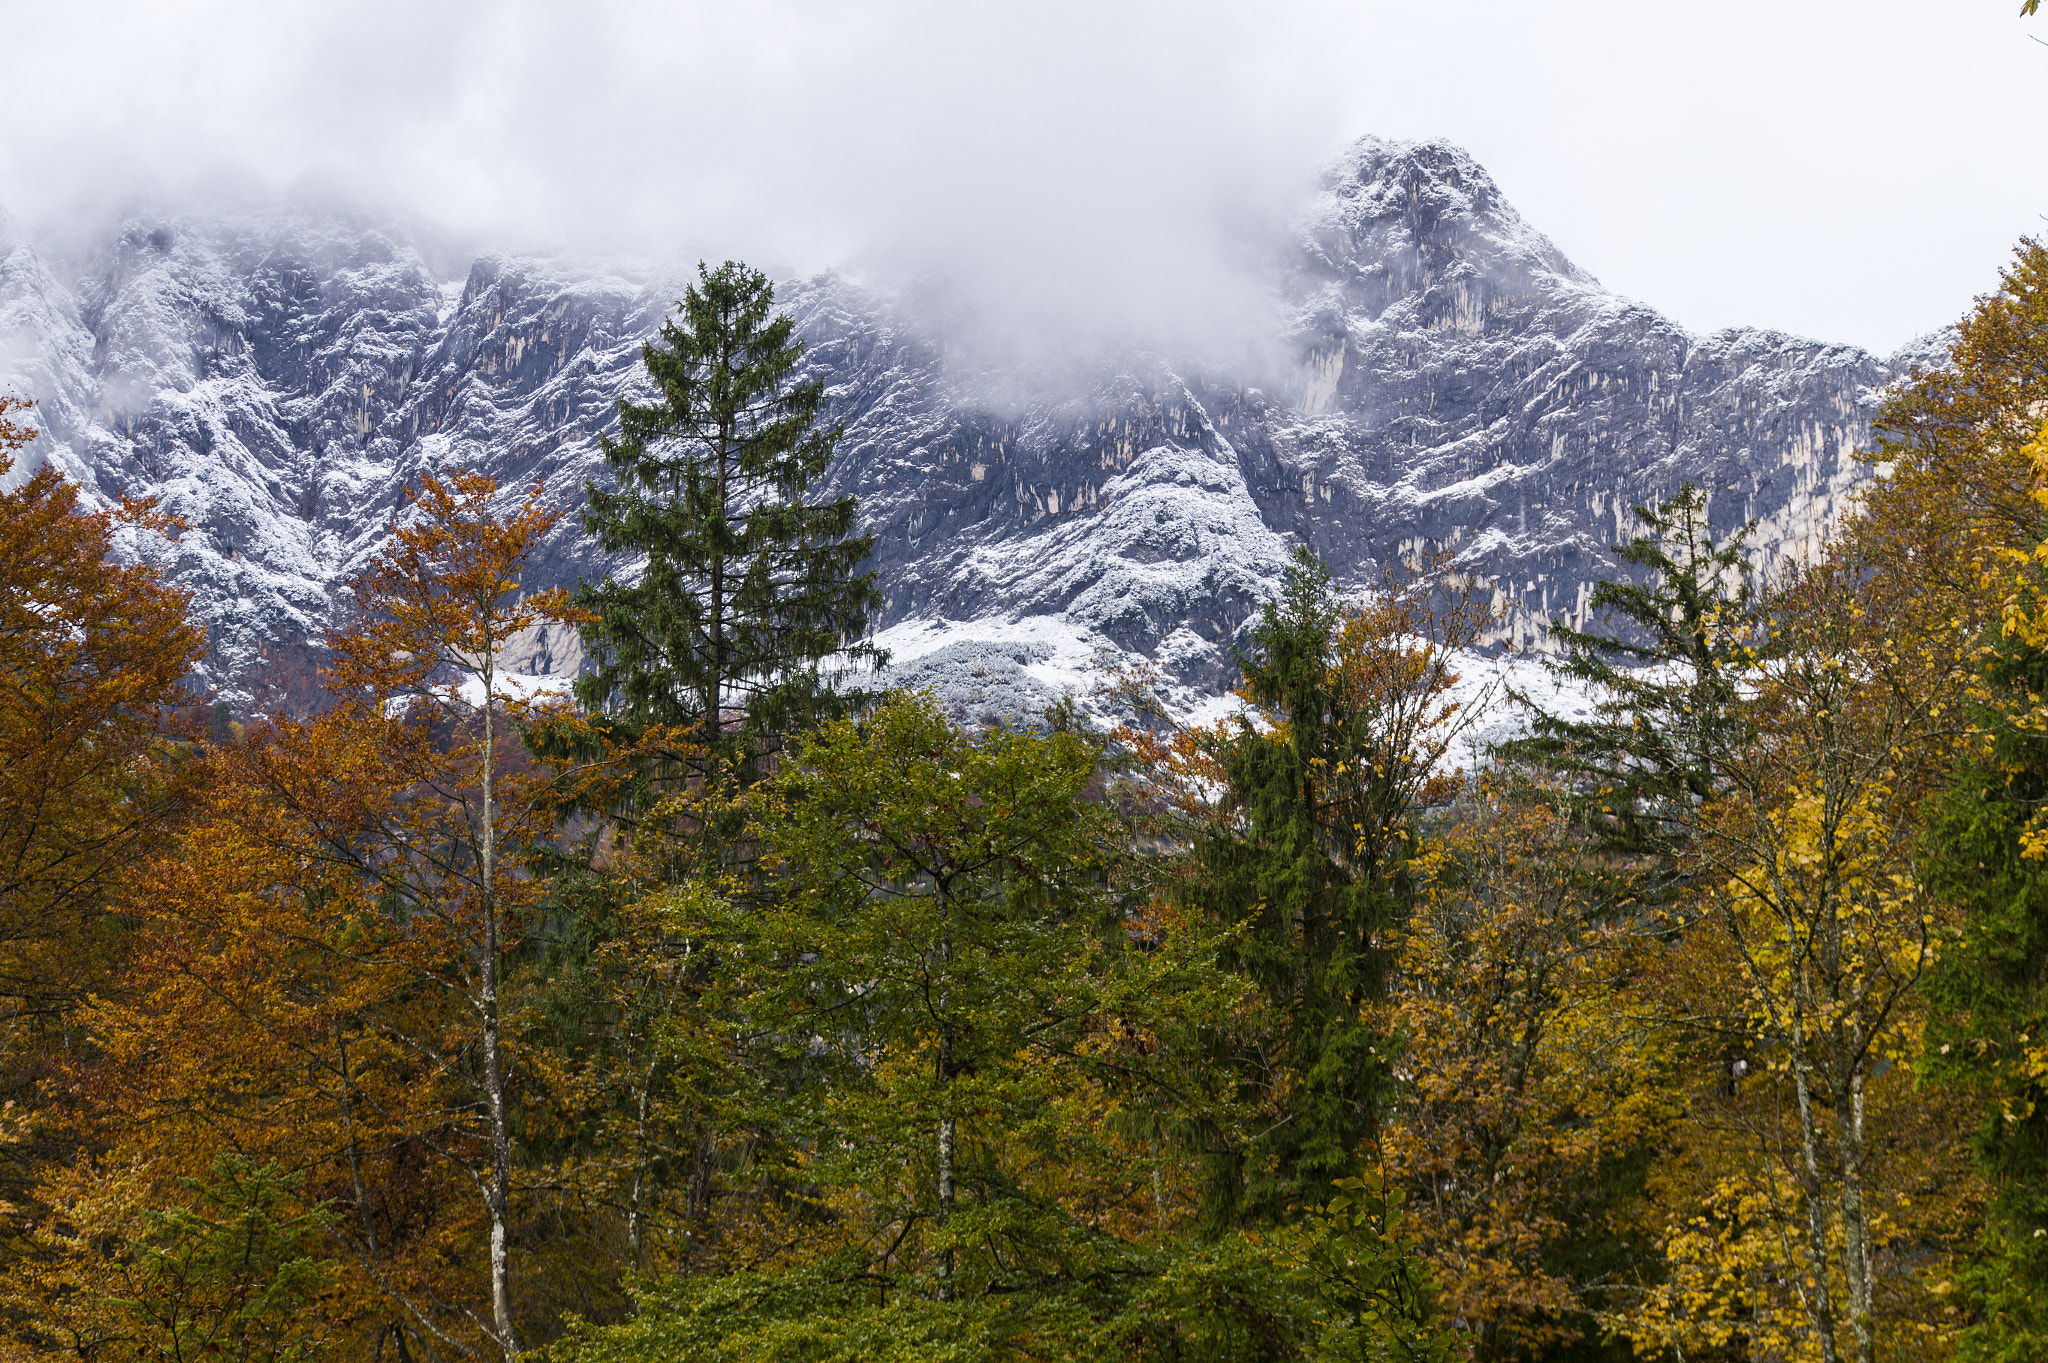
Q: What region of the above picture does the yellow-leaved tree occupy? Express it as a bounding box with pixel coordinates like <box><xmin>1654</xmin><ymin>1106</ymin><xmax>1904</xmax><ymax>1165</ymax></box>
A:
<box><xmin>1625</xmin><ymin>561</ymin><xmax>1979</xmax><ymax>1363</ymax></box>
<box><xmin>1383</xmin><ymin>776</ymin><xmax>1677</xmax><ymax>1361</ymax></box>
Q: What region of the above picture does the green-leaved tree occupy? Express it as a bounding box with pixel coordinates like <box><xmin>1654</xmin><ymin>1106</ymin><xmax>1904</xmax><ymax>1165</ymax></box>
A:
<box><xmin>1922</xmin><ymin>653</ymin><xmax>2048</xmax><ymax>1361</ymax></box>
<box><xmin>555</xmin><ymin>691</ymin><xmax>1451</xmax><ymax>1362</ymax></box>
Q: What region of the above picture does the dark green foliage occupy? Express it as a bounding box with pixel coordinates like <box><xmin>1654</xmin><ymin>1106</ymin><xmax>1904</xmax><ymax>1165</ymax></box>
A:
<box><xmin>575</xmin><ymin>260</ymin><xmax>883</xmax><ymax>787</ymax></box>
<box><xmin>1301</xmin><ymin>1177</ymin><xmax>1452</xmax><ymax>1362</ymax></box>
<box><xmin>748</xmin><ymin>691</ymin><xmax>1129</xmax><ymax>1304</ymax></box>
<box><xmin>112</xmin><ymin>1156</ymin><xmax>336</xmax><ymax>1363</ymax></box>
<box><xmin>1186</xmin><ymin>551</ymin><xmax>1438</xmax><ymax>1226</ymax></box>
<box><xmin>558</xmin><ymin>1167</ymin><xmax>1450</xmax><ymax>1363</ymax></box>
<box><xmin>1497</xmin><ymin>483</ymin><xmax>1754</xmax><ymax>864</ymax></box>
<box><xmin>1923</xmin><ymin>637</ymin><xmax>2048</xmax><ymax>1362</ymax></box>
<box><xmin>554</xmin><ymin>692</ymin><xmax>1344</xmax><ymax>1361</ymax></box>
<box><xmin>559</xmin><ymin>1240</ymin><xmax>1305</xmax><ymax>1363</ymax></box>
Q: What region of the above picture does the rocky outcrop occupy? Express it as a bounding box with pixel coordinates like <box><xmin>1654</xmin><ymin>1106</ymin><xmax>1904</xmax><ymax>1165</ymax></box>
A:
<box><xmin>0</xmin><ymin>138</ymin><xmax>1935</xmax><ymax>714</ymax></box>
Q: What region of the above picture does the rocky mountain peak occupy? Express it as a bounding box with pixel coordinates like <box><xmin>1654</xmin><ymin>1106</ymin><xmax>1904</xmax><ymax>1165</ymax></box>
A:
<box><xmin>0</xmin><ymin>138</ymin><xmax>1931</xmax><ymax>720</ymax></box>
<box><xmin>1291</xmin><ymin>135</ymin><xmax>1599</xmax><ymax>329</ymax></box>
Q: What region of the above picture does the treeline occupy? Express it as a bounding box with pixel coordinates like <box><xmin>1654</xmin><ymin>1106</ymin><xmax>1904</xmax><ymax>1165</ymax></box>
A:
<box><xmin>0</xmin><ymin>248</ymin><xmax>2046</xmax><ymax>1363</ymax></box>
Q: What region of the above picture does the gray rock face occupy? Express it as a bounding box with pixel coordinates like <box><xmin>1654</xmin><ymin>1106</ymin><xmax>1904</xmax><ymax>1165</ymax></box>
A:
<box><xmin>0</xmin><ymin>137</ymin><xmax>1936</xmax><ymax>714</ymax></box>
<box><xmin>1266</xmin><ymin>138</ymin><xmax>1900</xmax><ymax>650</ymax></box>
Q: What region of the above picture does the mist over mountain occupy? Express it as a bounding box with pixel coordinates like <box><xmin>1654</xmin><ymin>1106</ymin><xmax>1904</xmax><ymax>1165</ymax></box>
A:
<box><xmin>0</xmin><ymin>135</ymin><xmax>1939</xmax><ymax>717</ymax></box>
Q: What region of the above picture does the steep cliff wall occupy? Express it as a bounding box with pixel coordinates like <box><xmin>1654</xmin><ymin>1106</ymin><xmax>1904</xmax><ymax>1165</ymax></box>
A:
<box><xmin>0</xmin><ymin>138</ymin><xmax>1936</xmax><ymax>714</ymax></box>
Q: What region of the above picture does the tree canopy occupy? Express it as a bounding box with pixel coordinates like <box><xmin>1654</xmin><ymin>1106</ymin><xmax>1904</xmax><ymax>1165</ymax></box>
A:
<box><xmin>575</xmin><ymin>261</ymin><xmax>881</xmax><ymax>793</ymax></box>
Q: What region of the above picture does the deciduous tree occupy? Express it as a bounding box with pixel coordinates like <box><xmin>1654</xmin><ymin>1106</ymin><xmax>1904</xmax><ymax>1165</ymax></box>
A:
<box><xmin>557</xmin><ymin>692</ymin><xmax>1448</xmax><ymax>1362</ymax></box>
<box><xmin>1383</xmin><ymin>776</ymin><xmax>1675</xmax><ymax>1360</ymax></box>
<box><xmin>324</xmin><ymin>469</ymin><xmax>591</xmax><ymax>1359</ymax></box>
<box><xmin>1623</xmin><ymin>561</ymin><xmax>1970</xmax><ymax>1363</ymax></box>
<box><xmin>9</xmin><ymin>1155</ymin><xmax>337</xmax><ymax>1363</ymax></box>
<box><xmin>0</xmin><ymin>393</ymin><xmax>202</xmax><ymax>1032</ymax></box>
<box><xmin>1848</xmin><ymin>240</ymin><xmax>2048</xmax><ymax>674</ymax></box>
<box><xmin>14</xmin><ymin>471</ymin><xmax>591</xmax><ymax>1360</ymax></box>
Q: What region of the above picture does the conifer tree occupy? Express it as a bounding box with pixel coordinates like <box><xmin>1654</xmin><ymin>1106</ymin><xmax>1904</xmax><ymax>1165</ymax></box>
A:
<box><xmin>575</xmin><ymin>262</ymin><xmax>882</xmax><ymax>790</ymax></box>
<box><xmin>1923</xmin><ymin>655</ymin><xmax>2048</xmax><ymax>1361</ymax></box>
<box><xmin>1186</xmin><ymin>550</ymin><xmax>1475</xmax><ymax>1226</ymax></box>
<box><xmin>1497</xmin><ymin>483</ymin><xmax>1755</xmax><ymax>865</ymax></box>
<box><xmin>1919</xmin><ymin>422</ymin><xmax>2048</xmax><ymax>1361</ymax></box>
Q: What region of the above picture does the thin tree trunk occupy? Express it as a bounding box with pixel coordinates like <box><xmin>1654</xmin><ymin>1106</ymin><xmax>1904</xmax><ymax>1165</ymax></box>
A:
<box><xmin>628</xmin><ymin>1082</ymin><xmax>650</xmax><ymax>1269</ymax></box>
<box><xmin>935</xmin><ymin>893</ymin><xmax>955</xmax><ymax>1301</ymax></box>
<box><xmin>707</xmin><ymin>362</ymin><xmax>730</xmax><ymax>762</ymax></box>
<box><xmin>1148</xmin><ymin>1132</ymin><xmax>1166</xmax><ymax>1231</ymax></box>
<box><xmin>1836</xmin><ymin>1060</ymin><xmax>1876</xmax><ymax>1363</ymax></box>
<box><xmin>937</xmin><ymin>1023</ymin><xmax>955</xmax><ymax>1301</ymax></box>
<box><xmin>352</xmin><ymin>1056</ymin><xmax>399</xmax><ymax>1363</ymax></box>
<box><xmin>683</xmin><ymin>1127</ymin><xmax>715</xmax><ymax>1262</ymax></box>
<box><xmin>633</xmin><ymin>951</ymin><xmax>689</xmax><ymax>1267</ymax></box>
<box><xmin>478</xmin><ymin>650</ymin><xmax>521</xmax><ymax>1360</ymax></box>
<box><xmin>335</xmin><ymin>1021</ymin><xmax>381</xmax><ymax>1265</ymax></box>
<box><xmin>1787</xmin><ymin>1012</ymin><xmax>1841</xmax><ymax>1363</ymax></box>
<box><xmin>1818</xmin><ymin>744</ymin><xmax>1875</xmax><ymax>1363</ymax></box>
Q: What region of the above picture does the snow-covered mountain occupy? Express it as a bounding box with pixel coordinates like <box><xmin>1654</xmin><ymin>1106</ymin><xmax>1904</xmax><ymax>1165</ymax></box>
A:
<box><xmin>0</xmin><ymin>137</ymin><xmax>1936</xmax><ymax>717</ymax></box>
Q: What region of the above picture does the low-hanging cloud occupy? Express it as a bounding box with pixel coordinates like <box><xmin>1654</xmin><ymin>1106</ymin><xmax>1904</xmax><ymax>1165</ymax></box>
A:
<box><xmin>0</xmin><ymin>0</ymin><xmax>1362</xmax><ymax>364</ymax></box>
<box><xmin>4</xmin><ymin>0</ymin><xmax>2048</xmax><ymax>357</ymax></box>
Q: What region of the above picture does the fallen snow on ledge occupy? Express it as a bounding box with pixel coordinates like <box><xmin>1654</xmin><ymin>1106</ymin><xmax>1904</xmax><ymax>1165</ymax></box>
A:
<box><xmin>861</xmin><ymin>613</ymin><xmax>1604</xmax><ymax>769</ymax></box>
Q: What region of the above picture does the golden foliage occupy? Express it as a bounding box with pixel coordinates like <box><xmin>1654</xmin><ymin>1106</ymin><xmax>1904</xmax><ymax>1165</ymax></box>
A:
<box><xmin>1850</xmin><ymin>240</ymin><xmax>2048</xmax><ymax>676</ymax></box>
<box><xmin>0</xmin><ymin>394</ymin><xmax>203</xmax><ymax>1025</ymax></box>
<box><xmin>1385</xmin><ymin>780</ymin><xmax>1676</xmax><ymax>1359</ymax></box>
<box><xmin>4</xmin><ymin>470</ymin><xmax>591</xmax><ymax>1359</ymax></box>
<box><xmin>1618</xmin><ymin>563</ymin><xmax>1976</xmax><ymax>1363</ymax></box>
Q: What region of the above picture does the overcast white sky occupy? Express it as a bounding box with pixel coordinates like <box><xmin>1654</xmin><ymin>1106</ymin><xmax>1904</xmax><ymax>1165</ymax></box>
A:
<box><xmin>2</xmin><ymin>0</ymin><xmax>2043</xmax><ymax>356</ymax></box>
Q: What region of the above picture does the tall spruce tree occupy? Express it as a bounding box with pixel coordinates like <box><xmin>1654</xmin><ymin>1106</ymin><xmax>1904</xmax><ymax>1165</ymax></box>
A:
<box><xmin>1188</xmin><ymin>550</ymin><xmax>1471</xmax><ymax>1227</ymax></box>
<box><xmin>1917</xmin><ymin>636</ymin><xmax>2048</xmax><ymax>1362</ymax></box>
<box><xmin>576</xmin><ymin>261</ymin><xmax>882</xmax><ymax>787</ymax></box>
<box><xmin>1496</xmin><ymin>483</ymin><xmax>1755</xmax><ymax>865</ymax></box>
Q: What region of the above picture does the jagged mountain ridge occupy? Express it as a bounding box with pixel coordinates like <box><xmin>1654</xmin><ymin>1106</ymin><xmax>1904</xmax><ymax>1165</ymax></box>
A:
<box><xmin>0</xmin><ymin>137</ymin><xmax>1934</xmax><ymax>716</ymax></box>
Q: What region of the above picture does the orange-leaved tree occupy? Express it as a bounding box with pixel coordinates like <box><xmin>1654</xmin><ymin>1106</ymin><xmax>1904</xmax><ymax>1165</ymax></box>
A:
<box><xmin>0</xmin><ymin>393</ymin><xmax>201</xmax><ymax>1035</ymax></box>
<box><xmin>1383</xmin><ymin>775</ymin><xmax>1676</xmax><ymax>1361</ymax></box>
<box><xmin>24</xmin><ymin>756</ymin><xmax>486</xmax><ymax>1360</ymax></box>
<box><xmin>322</xmin><ymin>468</ymin><xmax>591</xmax><ymax>1360</ymax></box>
<box><xmin>16</xmin><ymin>470</ymin><xmax>591</xmax><ymax>1360</ymax></box>
<box><xmin>0</xmin><ymin>391</ymin><xmax>205</xmax><ymax>1318</ymax></box>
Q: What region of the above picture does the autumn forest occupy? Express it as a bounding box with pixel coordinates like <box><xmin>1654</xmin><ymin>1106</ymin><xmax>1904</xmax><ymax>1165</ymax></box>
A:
<box><xmin>3</xmin><ymin>242</ymin><xmax>2048</xmax><ymax>1363</ymax></box>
